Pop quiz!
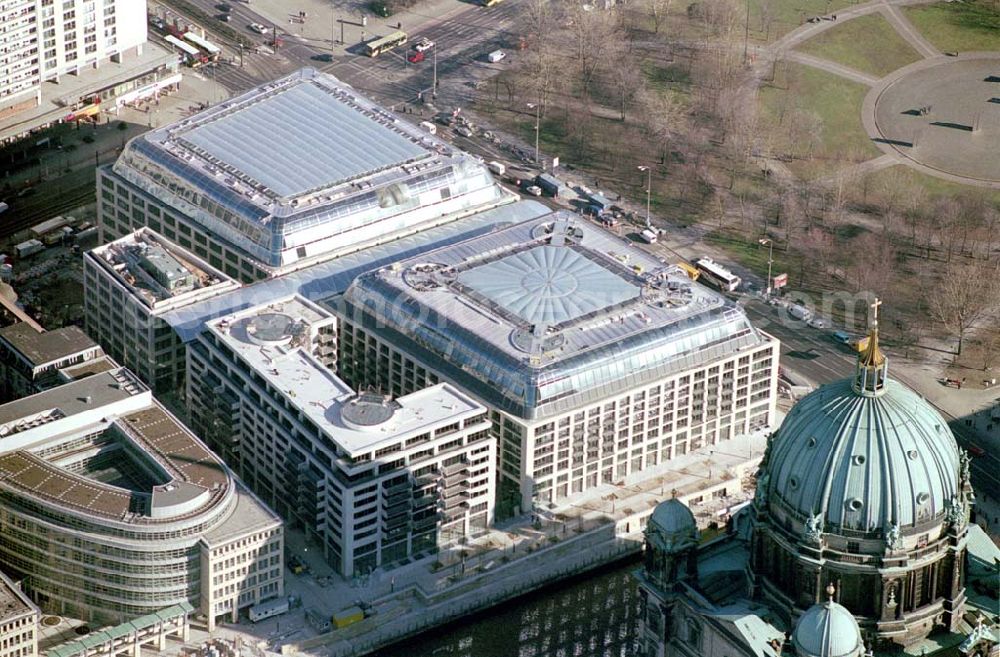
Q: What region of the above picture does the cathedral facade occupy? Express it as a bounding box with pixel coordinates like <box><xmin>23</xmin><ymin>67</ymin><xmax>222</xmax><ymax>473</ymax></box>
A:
<box><xmin>635</xmin><ymin>307</ymin><xmax>1000</xmax><ymax>657</ymax></box>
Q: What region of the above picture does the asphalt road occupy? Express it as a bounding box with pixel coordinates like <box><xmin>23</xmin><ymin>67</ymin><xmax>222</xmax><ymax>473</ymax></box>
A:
<box><xmin>175</xmin><ymin>0</ymin><xmax>527</xmax><ymax>104</ymax></box>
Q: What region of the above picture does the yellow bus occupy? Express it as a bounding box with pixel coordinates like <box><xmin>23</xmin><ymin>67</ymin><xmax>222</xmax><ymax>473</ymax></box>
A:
<box><xmin>676</xmin><ymin>262</ymin><xmax>701</xmax><ymax>282</ymax></box>
<box><xmin>364</xmin><ymin>31</ymin><xmax>408</xmax><ymax>57</ymax></box>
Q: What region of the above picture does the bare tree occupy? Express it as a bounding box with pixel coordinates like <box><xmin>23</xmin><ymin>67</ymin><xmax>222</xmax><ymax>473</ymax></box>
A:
<box><xmin>607</xmin><ymin>39</ymin><xmax>646</xmax><ymax>121</ymax></box>
<box><xmin>639</xmin><ymin>87</ymin><xmax>686</xmax><ymax>166</ymax></box>
<box><xmin>845</xmin><ymin>231</ymin><xmax>897</xmax><ymax>294</ymax></box>
<box><xmin>646</xmin><ymin>0</ymin><xmax>674</xmax><ymax>33</ymax></box>
<box><xmin>927</xmin><ymin>260</ymin><xmax>1000</xmax><ymax>357</ymax></box>
<box><xmin>564</xmin><ymin>5</ymin><xmax>618</xmax><ymax>98</ymax></box>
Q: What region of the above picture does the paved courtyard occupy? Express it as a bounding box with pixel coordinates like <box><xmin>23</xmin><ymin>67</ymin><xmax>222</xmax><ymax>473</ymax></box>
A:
<box><xmin>867</xmin><ymin>54</ymin><xmax>1000</xmax><ymax>185</ymax></box>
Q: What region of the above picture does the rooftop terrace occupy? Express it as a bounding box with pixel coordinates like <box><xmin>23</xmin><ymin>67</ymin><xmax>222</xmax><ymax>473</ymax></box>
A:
<box><xmin>0</xmin><ymin>369</ymin><xmax>231</xmax><ymax>525</ymax></box>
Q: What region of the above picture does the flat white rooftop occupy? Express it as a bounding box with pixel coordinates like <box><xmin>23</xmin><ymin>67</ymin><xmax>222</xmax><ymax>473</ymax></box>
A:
<box><xmin>208</xmin><ymin>296</ymin><xmax>481</xmax><ymax>457</ymax></box>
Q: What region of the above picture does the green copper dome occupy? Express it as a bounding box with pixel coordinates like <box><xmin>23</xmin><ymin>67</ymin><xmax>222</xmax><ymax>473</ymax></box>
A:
<box><xmin>792</xmin><ymin>586</ymin><xmax>864</xmax><ymax>657</ymax></box>
<box><xmin>647</xmin><ymin>498</ymin><xmax>698</xmax><ymax>553</ymax></box>
<box><xmin>763</xmin><ymin>372</ymin><xmax>961</xmax><ymax>534</ymax></box>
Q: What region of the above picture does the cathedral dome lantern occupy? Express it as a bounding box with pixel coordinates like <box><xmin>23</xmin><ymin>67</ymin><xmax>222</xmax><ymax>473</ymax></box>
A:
<box><xmin>762</xmin><ymin>299</ymin><xmax>964</xmax><ymax>540</ymax></box>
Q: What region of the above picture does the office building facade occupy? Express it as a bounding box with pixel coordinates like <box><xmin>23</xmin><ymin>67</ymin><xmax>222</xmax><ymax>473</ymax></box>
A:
<box><xmin>338</xmin><ymin>213</ymin><xmax>779</xmax><ymax>514</ymax></box>
<box><xmin>0</xmin><ymin>570</ymin><xmax>38</xmax><ymax>657</ymax></box>
<box><xmin>187</xmin><ymin>296</ymin><xmax>495</xmax><ymax>576</ymax></box>
<box><xmin>83</xmin><ymin>228</ymin><xmax>240</xmax><ymax>393</ymax></box>
<box><xmin>0</xmin><ymin>368</ymin><xmax>283</xmax><ymax>630</ymax></box>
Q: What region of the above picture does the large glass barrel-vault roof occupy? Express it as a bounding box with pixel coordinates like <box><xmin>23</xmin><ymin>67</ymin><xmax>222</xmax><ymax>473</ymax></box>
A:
<box><xmin>111</xmin><ymin>68</ymin><xmax>510</xmax><ymax>270</ymax></box>
<box><xmin>344</xmin><ymin>212</ymin><xmax>773</xmax><ymax>419</ymax></box>
<box><xmin>182</xmin><ymin>81</ymin><xmax>428</xmax><ymax>198</ymax></box>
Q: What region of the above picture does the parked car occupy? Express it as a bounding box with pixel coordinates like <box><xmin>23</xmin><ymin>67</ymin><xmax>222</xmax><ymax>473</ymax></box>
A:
<box><xmin>524</xmin><ymin>185</ymin><xmax>543</xmax><ymax>197</ymax></box>
<box><xmin>455</xmin><ymin>126</ymin><xmax>474</xmax><ymax>138</ymax></box>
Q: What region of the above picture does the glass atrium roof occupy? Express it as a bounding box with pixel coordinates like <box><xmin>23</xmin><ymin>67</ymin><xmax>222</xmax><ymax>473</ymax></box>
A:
<box><xmin>344</xmin><ymin>212</ymin><xmax>773</xmax><ymax>419</ymax></box>
<box><xmin>457</xmin><ymin>246</ymin><xmax>640</xmax><ymax>325</ymax></box>
<box><xmin>110</xmin><ymin>69</ymin><xmax>510</xmax><ymax>269</ymax></box>
<box><xmin>183</xmin><ymin>81</ymin><xmax>428</xmax><ymax>198</ymax></box>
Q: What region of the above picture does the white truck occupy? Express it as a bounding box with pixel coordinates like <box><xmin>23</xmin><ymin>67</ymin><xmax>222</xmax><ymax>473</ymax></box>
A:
<box><xmin>487</xmin><ymin>161</ymin><xmax>506</xmax><ymax>176</ymax></box>
<box><xmin>15</xmin><ymin>239</ymin><xmax>44</xmax><ymax>258</ymax></box>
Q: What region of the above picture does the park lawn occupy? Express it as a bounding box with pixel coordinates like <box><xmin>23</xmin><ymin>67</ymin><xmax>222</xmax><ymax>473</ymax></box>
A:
<box><xmin>796</xmin><ymin>13</ymin><xmax>922</xmax><ymax>78</ymax></box>
<box><xmin>759</xmin><ymin>63</ymin><xmax>880</xmax><ymax>180</ymax></box>
<box><xmin>863</xmin><ymin>165</ymin><xmax>1000</xmax><ymax>205</ymax></box>
<box><xmin>903</xmin><ymin>1</ymin><xmax>1000</xmax><ymax>52</ymax></box>
<box><xmin>746</xmin><ymin>0</ymin><xmax>858</xmax><ymax>42</ymax></box>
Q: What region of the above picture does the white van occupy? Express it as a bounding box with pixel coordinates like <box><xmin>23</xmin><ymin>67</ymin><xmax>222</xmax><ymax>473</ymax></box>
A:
<box><xmin>487</xmin><ymin>161</ymin><xmax>506</xmax><ymax>176</ymax></box>
<box><xmin>640</xmin><ymin>228</ymin><xmax>658</xmax><ymax>244</ymax></box>
<box><xmin>419</xmin><ymin>120</ymin><xmax>437</xmax><ymax>135</ymax></box>
<box><xmin>487</xmin><ymin>50</ymin><xmax>506</xmax><ymax>63</ymax></box>
<box><xmin>788</xmin><ymin>304</ymin><xmax>813</xmax><ymax>321</ymax></box>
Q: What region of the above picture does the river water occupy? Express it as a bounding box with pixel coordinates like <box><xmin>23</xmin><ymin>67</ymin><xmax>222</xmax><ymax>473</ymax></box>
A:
<box><xmin>372</xmin><ymin>559</ymin><xmax>641</xmax><ymax>657</ymax></box>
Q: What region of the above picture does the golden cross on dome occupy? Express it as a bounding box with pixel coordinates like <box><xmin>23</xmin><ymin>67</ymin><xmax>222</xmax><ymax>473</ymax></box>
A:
<box><xmin>870</xmin><ymin>297</ymin><xmax>882</xmax><ymax>328</ymax></box>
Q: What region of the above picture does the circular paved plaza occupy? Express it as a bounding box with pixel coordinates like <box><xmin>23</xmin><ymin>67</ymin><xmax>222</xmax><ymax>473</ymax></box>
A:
<box><xmin>865</xmin><ymin>55</ymin><xmax>1000</xmax><ymax>186</ymax></box>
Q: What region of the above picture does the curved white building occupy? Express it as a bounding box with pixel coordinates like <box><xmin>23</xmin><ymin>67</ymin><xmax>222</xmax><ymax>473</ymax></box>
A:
<box><xmin>0</xmin><ymin>368</ymin><xmax>283</xmax><ymax>630</ymax></box>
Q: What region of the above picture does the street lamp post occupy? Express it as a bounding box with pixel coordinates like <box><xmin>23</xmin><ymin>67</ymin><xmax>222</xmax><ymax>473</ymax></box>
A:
<box><xmin>527</xmin><ymin>102</ymin><xmax>541</xmax><ymax>166</ymax></box>
<box><xmin>759</xmin><ymin>237</ymin><xmax>774</xmax><ymax>296</ymax></box>
<box><xmin>637</xmin><ymin>165</ymin><xmax>652</xmax><ymax>228</ymax></box>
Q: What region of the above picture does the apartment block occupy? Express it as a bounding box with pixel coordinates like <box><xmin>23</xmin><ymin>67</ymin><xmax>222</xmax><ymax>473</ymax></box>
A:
<box><xmin>187</xmin><ymin>295</ymin><xmax>495</xmax><ymax>576</ymax></box>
